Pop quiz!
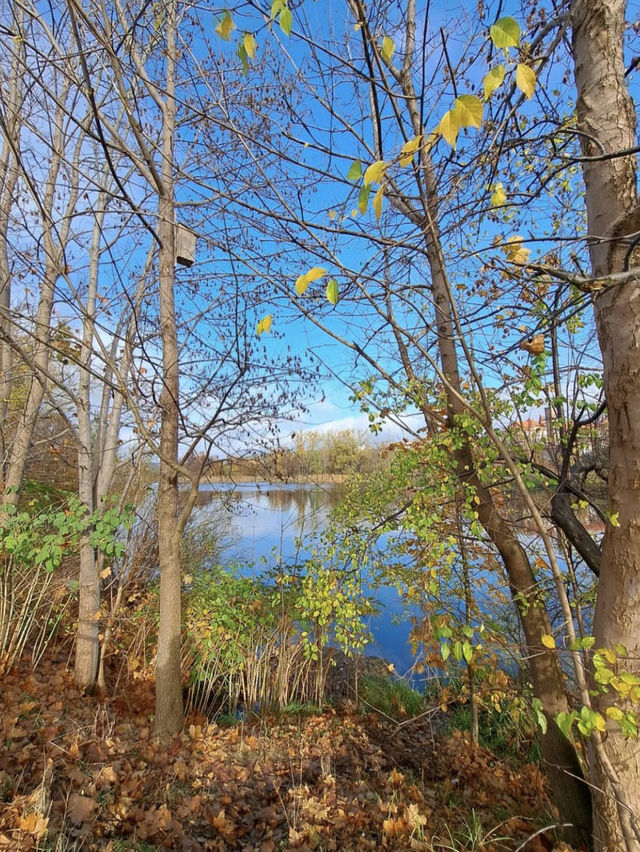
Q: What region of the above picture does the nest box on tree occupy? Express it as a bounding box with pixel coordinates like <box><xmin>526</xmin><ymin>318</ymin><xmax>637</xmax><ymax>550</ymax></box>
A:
<box><xmin>175</xmin><ymin>224</ymin><xmax>196</xmax><ymax>268</ymax></box>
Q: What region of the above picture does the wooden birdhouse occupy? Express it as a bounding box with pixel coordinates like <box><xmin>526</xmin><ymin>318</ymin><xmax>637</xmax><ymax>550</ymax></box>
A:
<box><xmin>175</xmin><ymin>224</ymin><xmax>196</xmax><ymax>268</ymax></box>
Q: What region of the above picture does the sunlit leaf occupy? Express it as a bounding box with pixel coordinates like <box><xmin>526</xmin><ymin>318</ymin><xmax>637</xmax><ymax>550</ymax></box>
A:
<box><xmin>295</xmin><ymin>266</ymin><xmax>326</xmax><ymax>295</ymax></box>
<box><xmin>608</xmin><ymin>510</ymin><xmax>620</xmax><ymax>527</ymax></box>
<box><xmin>516</xmin><ymin>64</ymin><xmax>536</xmax><ymax>99</ymax></box>
<box><xmin>326</xmin><ymin>278</ymin><xmax>339</xmax><ymax>305</ymax></box>
<box><xmin>491</xmin><ymin>182</ymin><xmax>507</xmax><ymax>207</ymax></box>
<box><xmin>216</xmin><ymin>9</ymin><xmax>235</xmax><ymax>40</ymax></box>
<box><xmin>541</xmin><ymin>633</ymin><xmax>556</xmax><ymax>649</ymax></box>
<box><xmin>607</xmin><ymin>706</ymin><xmax>624</xmax><ymax>722</ymax></box>
<box><xmin>490</xmin><ymin>16</ymin><xmax>520</xmax><ymax>49</ymax></box>
<box><xmin>363</xmin><ymin>160</ymin><xmax>389</xmax><ymax>186</ymax></box>
<box><xmin>441</xmin><ymin>643</ymin><xmax>450</xmax><ymax>661</ymax></box>
<box><xmin>358</xmin><ymin>184</ymin><xmax>371</xmax><ymax>214</ymax></box>
<box><xmin>483</xmin><ymin>64</ymin><xmax>506</xmax><ymax>100</ymax></box>
<box><xmin>279</xmin><ymin>5</ymin><xmax>292</xmax><ymax>35</ymax></box>
<box><xmin>455</xmin><ymin>95</ymin><xmax>483</xmax><ymax>128</ymax></box>
<box><xmin>257</xmin><ymin>314</ymin><xmax>272</xmax><ymax>335</ymax></box>
<box><xmin>381</xmin><ymin>35</ymin><xmax>395</xmax><ymax>63</ymax></box>
<box><xmin>346</xmin><ymin>160</ymin><xmax>363</xmax><ymax>181</ymax></box>
<box><xmin>328</xmin><ymin>209</ymin><xmax>336</xmax><ymax>220</ymax></box>
<box><xmin>373</xmin><ymin>185</ymin><xmax>384</xmax><ymax>221</ymax></box>
<box><xmin>243</xmin><ymin>32</ymin><xmax>257</xmax><ymax>58</ymax></box>
<box><xmin>354</xmin><ymin>21</ymin><xmax>363</xmax><ymax>31</ymax></box>
<box><xmin>504</xmin><ymin>235</ymin><xmax>531</xmax><ymax>264</ymax></box>
<box><xmin>437</xmin><ymin>108</ymin><xmax>461</xmax><ymax>149</ymax></box>
<box><xmin>270</xmin><ymin>0</ymin><xmax>285</xmax><ymax>18</ymax></box>
<box><xmin>399</xmin><ymin>135</ymin><xmax>422</xmax><ymax>166</ymax></box>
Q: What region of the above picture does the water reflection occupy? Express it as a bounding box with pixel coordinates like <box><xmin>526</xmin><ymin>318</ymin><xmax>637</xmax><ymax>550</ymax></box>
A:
<box><xmin>197</xmin><ymin>483</ymin><xmax>338</xmax><ymax>566</ymax></box>
<box><xmin>195</xmin><ymin>483</ymin><xmax>421</xmax><ymax>674</ymax></box>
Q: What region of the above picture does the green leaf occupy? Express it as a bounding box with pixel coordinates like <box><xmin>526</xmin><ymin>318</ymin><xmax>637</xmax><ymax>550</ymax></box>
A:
<box><xmin>455</xmin><ymin>94</ymin><xmax>483</xmax><ymax>128</ymax></box>
<box><xmin>516</xmin><ymin>64</ymin><xmax>536</xmax><ymax>99</ymax></box>
<box><xmin>216</xmin><ymin>9</ymin><xmax>235</xmax><ymax>40</ymax></box>
<box><xmin>243</xmin><ymin>32</ymin><xmax>257</xmax><ymax>58</ymax></box>
<box><xmin>441</xmin><ymin>643</ymin><xmax>450</xmax><ymax>662</ymax></box>
<box><xmin>256</xmin><ymin>314</ymin><xmax>272</xmax><ymax>335</ymax></box>
<box><xmin>556</xmin><ymin>710</ymin><xmax>575</xmax><ymax>739</ymax></box>
<box><xmin>373</xmin><ymin>185</ymin><xmax>384</xmax><ymax>221</ymax></box>
<box><xmin>270</xmin><ymin>0</ymin><xmax>285</xmax><ymax>17</ymax></box>
<box><xmin>490</xmin><ymin>16</ymin><xmax>520</xmax><ymax>49</ymax></box>
<box><xmin>326</xmin><ymin>278</ymin><xmax>339</xmax><ymax>306</ymax></box>
<box><xmin>363</xmin><ymin>160</ymin><xmax>389</xmax><ymax>186</ymax></box>
<box><xmin>358</xmin><ymin>184</ymin><xmax>371</xmax><ymax>214</ymax></box>
<box><xmin>462</xmin><ymin>641</ymin><xmax>473</xmax><ymax>664</ymax></box>
<box><xmin>399</xmin><ymin>135</ymin><xmax>422</xmax><ymax>166</ymax></box>
<box><xmin>381</xmin><ymin>35</ymin><xmax>395</xmax><ymax>63</ymax></box>
<box><xmin>483</xmin><ymin>65</ymin><xmax>506</xmax><ymax>99</ymax></box>
<box><xmin>346</xmin><ymin>160</ymin><xmax>363</xmax><ymax>181</ymax></box>
<box><xmin>295</xmin><ymin>266</ymin><xmax>326</xmax><ymax>295</ymax></box>
<box><xmin>279</xmin><ymin>5</ymin><xmax>292</xmax><ymax>35</ymax></box>
<box><xmin>594</xmin><ymin>666</ymin><xmax>615</xmax><ymax>685</ymax></box>
<box><xmin>237</xmin><ymin>43</ymin><xmax>249</xmax><ymax>74</ymax></box>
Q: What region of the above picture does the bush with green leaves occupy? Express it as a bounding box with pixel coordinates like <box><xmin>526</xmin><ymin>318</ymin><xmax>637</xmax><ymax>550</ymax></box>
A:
<box><xmin>182</xmin><ymin>558</ymin><xmax>375</xmax><ymax>718</ymax></box>
<box><xmin>0</xmin><ymin>494</ymin><xmax>133</xmax><ymax>671</ymax></box>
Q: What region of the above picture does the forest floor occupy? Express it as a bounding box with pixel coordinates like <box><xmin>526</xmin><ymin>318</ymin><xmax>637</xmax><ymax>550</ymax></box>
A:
<box><xmin>0</xmin><ymin>653</ymin><xmax>580</xmax><ymax>852</ymax></box>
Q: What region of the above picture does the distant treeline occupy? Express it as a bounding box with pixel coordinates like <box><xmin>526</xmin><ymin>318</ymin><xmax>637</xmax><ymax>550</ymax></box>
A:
<box><xmin>204</xmin><ymin>429</ymin><xmax>387</xmax><ymax>481</ymax></box>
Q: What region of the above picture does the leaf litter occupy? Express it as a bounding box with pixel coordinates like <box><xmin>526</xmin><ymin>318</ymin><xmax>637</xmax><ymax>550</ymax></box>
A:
<box><xmin>0</xmin><ymin>654</ymin><xmax>582</xmax><ymax>851</ymax></box>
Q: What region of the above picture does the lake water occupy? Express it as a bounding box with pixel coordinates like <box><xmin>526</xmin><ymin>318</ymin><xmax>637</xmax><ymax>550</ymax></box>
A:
<box><xmin>192</xmin><ymin>482</ymin><xmax>429</xmax><ymax>676</ymax></box>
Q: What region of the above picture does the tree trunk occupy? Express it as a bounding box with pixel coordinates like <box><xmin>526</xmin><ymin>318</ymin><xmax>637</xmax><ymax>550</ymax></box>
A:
<box><xmin>421</xmin><ymin>181</ymin><xmax>593</xmax><ymax>849</ymax></box>
<box><xmin>571</xmin><ymin>0</ymin><xmax>640</xmax><ymax>847</ymax></box>
<box><xmin>154</xmin><ymin>0</ymin><xmax>183</xmax><ymax>740</ymax></box>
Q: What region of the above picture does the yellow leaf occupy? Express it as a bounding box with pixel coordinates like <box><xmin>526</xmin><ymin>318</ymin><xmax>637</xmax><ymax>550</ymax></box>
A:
<box><xmin>491</xmin><ymin>182</ymin><xmax>507</xmax><ymax>207</ymax></box>
<box><xmin>294</xmin><ymin>266</ymin><xmax>326</xmax><ymax>295</ymax></box>
<box><xmin>608</xmin><ymin>511</ymin><xmax>620</xmax><ymax>527</ymax></box>
<box><xmin>363</xmin><ymin>160</ymin><xmax>389</xmax><ymax>186</ymax></box>
<box><xmin>243</xmin><ymin>32</ymin><xmax>257</xmax><ymax>58</ymax></box>
<box><xmin>438</xmin><ymin>108</ymin><xmax>461</xmax><ymax>149</ymax></box>
<box><xmin>399</xmin><ymin>135</ymin><xmax>422</xmax><ymax>166</ymax></box>
<box><xmin>594</xmin><ymin>712</ymin><xmax>607</xmax><ymax>732</ymax></box>
<box><xmin>354</xmin><ymin>21</ymin><xmax>363</xmax><ymax>31</ymax></box>
<box><xmin>381</xmin><ymin>35</ymin><xmax>395</xmax><ymax>63</ymax></box>
<box><xmin>216</xmin><ymin>9</ymin><xmax>235</xmax><ymax>41</ymax></box>
<box><xmin>257</xmin><ymin>314</ymin><xmax>272</xmax><ymax>335</ymax></box>
<box><xmin>328</xmin><ymin>209</ymin><xmax>336</xmax><ymax>220</ymax></box>
<box><xmin>504</xmin><ymin>235</ymin><xmax>531</xmax><ymax>264</ymax></box>
<box><xmin>541</xmin><ymin>634</ymin><xmax>556</xmax><ymax>649</ymax></box>
<box><xmin>373</xmin><ymin>185</ymin><xmax>384</xmax><ymax>221</ymax></box>
<box><xmin>516</xmin><ymin>64</ymin><xmax>536</xmax><ymax>99</ymax></box>
<box><xmin>483</xmin><ymin>65</ymin><xmax>506</xmax><ymax>100</ymax></box>
<box><xmin>100</xmin><ymin>565</ymin><xmax>112</xmax><ymax>579</ymax></box>
<box><xmin>455</xmin><ymin>95</ymin><xmax>484</xmax><ymax>128</ymax></box>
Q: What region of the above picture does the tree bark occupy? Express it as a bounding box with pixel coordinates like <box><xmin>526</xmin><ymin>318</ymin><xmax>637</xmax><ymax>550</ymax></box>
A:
<box><xmin>154</xmin><ymin>0</ymin><xmax>183</xmax><ymax>740</ymax></box>
<box><xmin>571</xmin><ymin>0</ymin><xmax>640</xmax><ymax>847</ymax></box>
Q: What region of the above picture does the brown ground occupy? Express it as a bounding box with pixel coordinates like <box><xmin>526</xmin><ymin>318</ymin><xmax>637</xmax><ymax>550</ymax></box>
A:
<box><xmin>0</xmin><ymin>654</ymin><xmax>574</xmax><ymax>851</ymax></box>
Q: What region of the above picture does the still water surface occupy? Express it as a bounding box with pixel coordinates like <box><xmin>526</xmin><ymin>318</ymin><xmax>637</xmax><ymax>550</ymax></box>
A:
<box><xmin>194</xmin><ymin>482</ymin><xmax>421</xmax><ymax>675</ymax></box>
